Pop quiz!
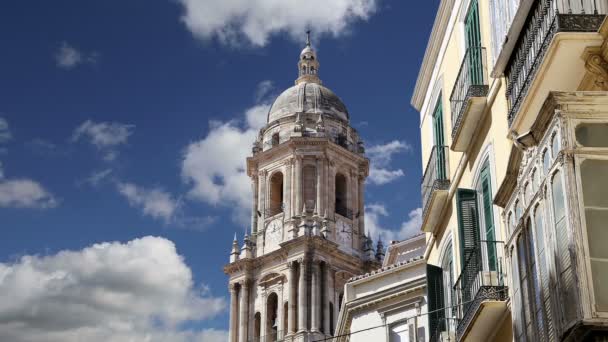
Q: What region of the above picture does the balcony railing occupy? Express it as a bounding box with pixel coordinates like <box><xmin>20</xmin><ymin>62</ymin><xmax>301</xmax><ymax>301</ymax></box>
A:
<box><xmin>335</xmin><ymin>204</ymin><xmax>353</xmax><ymax>219</ymax></box>
<box><xmin>421</xmin><ymin>145</ymin><xmax>450</xmax><ymax>216</ymax></box>
<box><xmin>450</xmin><ymin>47</ymin><xmax>489</xmax><ymax>139</ymax></box>
<box><xmin>505</xmin><ymin>0</ymin><xmax>606</xmax><ymax>125</ymax></box>
<box><xmin>453</xmin><ymin>240</ymin><xmax>507</xmax><ymax>339</ymax></box>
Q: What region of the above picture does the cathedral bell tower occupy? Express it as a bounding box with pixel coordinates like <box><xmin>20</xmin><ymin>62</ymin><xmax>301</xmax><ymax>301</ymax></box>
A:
<box><xmin>225</xmin><ymin>35</ymin><xmax>381</xmax><ymax>342</ymax></box>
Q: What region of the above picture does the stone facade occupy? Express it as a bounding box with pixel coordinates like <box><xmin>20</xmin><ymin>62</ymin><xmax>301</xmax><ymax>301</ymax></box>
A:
<box><xmin>225</xmin><ymin>36</ymin><xmax>381</xmax><ymax>342</ymax></box>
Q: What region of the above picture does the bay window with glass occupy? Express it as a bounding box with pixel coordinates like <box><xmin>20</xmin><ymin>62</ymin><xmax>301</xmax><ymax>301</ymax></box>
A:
<box><xmin>499</xmin><ymin>92</ymin><xmax>608</xmax><ymax>340</ymax></box>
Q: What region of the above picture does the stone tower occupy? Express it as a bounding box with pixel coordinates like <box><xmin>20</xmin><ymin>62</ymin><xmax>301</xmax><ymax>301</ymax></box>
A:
<box><xmin>225</xmin><ymin>35</ymin><xmax>380</xmax><ymax>342</ymax></box>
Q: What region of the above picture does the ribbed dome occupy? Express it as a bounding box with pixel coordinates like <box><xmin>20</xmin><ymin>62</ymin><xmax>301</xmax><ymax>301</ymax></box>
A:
<box><xmin>267</xmin><ymin>82</ymin><xmax>349</xmax><ymax>123</ymax></box>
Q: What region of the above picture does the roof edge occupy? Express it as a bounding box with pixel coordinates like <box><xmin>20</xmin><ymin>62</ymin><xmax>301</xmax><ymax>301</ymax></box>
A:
<box><xmin>410</xmin><ymin>0</ymin><xmax>455</xmax><ymax>111</ymax></box>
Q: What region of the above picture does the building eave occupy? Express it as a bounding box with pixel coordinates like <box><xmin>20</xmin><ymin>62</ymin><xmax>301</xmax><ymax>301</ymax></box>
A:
<box><xmin>410</xmin><ymin>0</ymin><xmax>455</xmax><ymax>111</ymax></box>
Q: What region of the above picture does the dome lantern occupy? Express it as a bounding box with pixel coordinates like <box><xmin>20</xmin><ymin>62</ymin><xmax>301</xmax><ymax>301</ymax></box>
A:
<box><xmin>296</xmin><ymin>30</ymin><xmax>321</xmax><ymax>85</ymax></box>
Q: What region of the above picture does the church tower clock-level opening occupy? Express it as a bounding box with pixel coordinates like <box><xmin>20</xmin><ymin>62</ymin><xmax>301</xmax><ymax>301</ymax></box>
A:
<box><xmin>224</xmin><ymin>33</ymin><xmax>382</xmax><ymax>342</ymax></box>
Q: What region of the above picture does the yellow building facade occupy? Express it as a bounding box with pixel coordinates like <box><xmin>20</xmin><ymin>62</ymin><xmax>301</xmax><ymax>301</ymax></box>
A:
<box><xmin>412</xmin><ymin>0</ymin><xmax>608</xmax><ymax>341</ymax></box>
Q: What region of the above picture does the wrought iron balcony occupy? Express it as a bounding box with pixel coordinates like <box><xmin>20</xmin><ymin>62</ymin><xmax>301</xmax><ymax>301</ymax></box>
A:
<box><xmin>450</xmin><ymin>47</ymin><xmax>489</xmax><ymax>152</ymax></box>
<box><xmin>505</xmin><ymin>0</ymin><xmax>605</xmax><ymax>126</ymax></box>
<box><xmin>421</xmin><ymin>145</ymin><xmax>450</xmax><ymax>232</ymax></box>
<box><xmin>453</xmin><ymin>240</ymin><xmax>507</xmax><ymax>340</ymax></box>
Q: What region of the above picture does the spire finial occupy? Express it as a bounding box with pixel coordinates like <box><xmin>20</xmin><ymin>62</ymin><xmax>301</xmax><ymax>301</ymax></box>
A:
<box><xmin>306</xmin><ymin>30</ymin><xmax>311</xmax><ymax>46</ymax></box>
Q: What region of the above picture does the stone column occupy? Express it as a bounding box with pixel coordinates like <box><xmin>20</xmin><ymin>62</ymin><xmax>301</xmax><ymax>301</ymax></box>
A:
<box><xmin>239</xmin><ymin>280</ymin><xmax>250</xmax><ymax>342</ymax></box>
<box><xmin>260</xmin><ymin>292</ymin><xmax>267</xmax><ymax>339</ymax></box>
<box><xmin>358</xmin><ymin>176</ymin><xmax>365</xmax><ymax>235</ymax></box>
<box><xmin>316</xmin><ymin>157</ymin><xmax>322</xmax><ymax>215</ymax></box>
<box><xmin>251</xmin><ymin>174</ymin><xmax>259</xmax><ymax>234</ymax></box>
<box><xmin>288</xmin><ymin>261</ymin><xmax>297</xmax><ymax>335</ymax></box>
<box><xmin>258</xmin><ymin>170</ymin><xmax>267</xmax><ymax>232</ymax></box>
<box><xmin>311</xmin><ymin>260</ymin><xmax>321</xmax><ymax>332</ymax></box>
<box><xmin>285</xmin><ymin>159</ymin><xmax>292</xmax><ymax>218</ymax></box>
<box><xmin>329</xmin><ymin>162</ymin><xmax>336</xmax><ymax>220</ymax></box>
<box><xmin>295</xmin><ymin>156</ymin><xmax>302</xmax><ymax>215</ymax></box>
<box><xmin>229</xmin><ymin>283</ymin><xmax>239</xmax><ymax>342</ymax></box>
<box><xmin>298</xmin><ymin>257</ymin><xmax>308</xmax><ymax>332</ymax></box>
<box><xmin>323</xmin><ymin>266</ymin><xmax>331</xmax><ymax>335</ymax></box>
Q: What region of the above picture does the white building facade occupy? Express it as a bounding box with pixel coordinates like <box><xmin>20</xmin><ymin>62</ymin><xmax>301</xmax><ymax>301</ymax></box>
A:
<box><xmin>334</xmin><ymin>234</ymin><xmax>428</xmax><ymax>342</ymax></box>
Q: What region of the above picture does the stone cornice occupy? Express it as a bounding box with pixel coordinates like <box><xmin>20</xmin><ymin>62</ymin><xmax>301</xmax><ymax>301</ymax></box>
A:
<box><xmin>411</xmin><ymin>0</ymin><xmax>456</xmax><ymax>111</ymax></box>
<box><xmin>335</xmin><ymin>281</ymin><xmax>426</xmax><ymax>338</ymax></box>
<box><xmin>224</xmin><ymin>235</ymin><xmax>370</xmax><ymax>276</ymax></box>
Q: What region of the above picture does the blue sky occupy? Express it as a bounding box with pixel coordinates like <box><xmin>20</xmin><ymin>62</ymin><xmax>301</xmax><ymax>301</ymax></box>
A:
<box><xmin>0</xmin><ymin>1</ymin><xmax>438</xmax><ymax>340</ymax></box>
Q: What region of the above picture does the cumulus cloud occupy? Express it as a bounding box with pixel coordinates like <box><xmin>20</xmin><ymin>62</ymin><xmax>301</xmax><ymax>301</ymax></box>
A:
<box><xmin>72</xmin><ymin>120</ymin><xmax>134</xmax><ymax>161</ymax></box>
<box><xmin>117</xmin><ymin>182</ymin><xmax>180</xmax><ymax>223</ymax></box>
<box><xmin>367</xmin><ymin>140</ymin><xmax>411</xmax><ymax>185</ymax></box>
<box><xmin>365</xmin><ymin>203</ymin><xmax>422</xmax><ymax>242</ymax></box>
<box><xmin>0</xmin><ymin>236</ymin><xmax>226</xmax><ymax>342</ymax></box>
<box><xmin>0</xmin><ymin>179</ymin><xmax>57</xmax><ymax>209</ymax></box>
<box><xmin>176</xmin><ymin>0</ymin><xmax>378</xmax><ymax>47</ymax></box>
<box><xmin>54</xmin><ymin>42</ymin><xmax>98</xmax><ymax>69</ymax></box>
<box><xmin>181</xmin><ymin>81</ymin><xmax>271</xmax><ymax>224</ymax></box>
<box><xmin>0</xmin><ymin>118</ymin><xmax>11</xmax><ymax>143</ymax></box>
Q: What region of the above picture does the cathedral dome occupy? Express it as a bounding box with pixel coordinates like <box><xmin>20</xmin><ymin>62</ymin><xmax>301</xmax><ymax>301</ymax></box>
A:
<box><xmin>267</xmin><ymin>82</ymin><xmax>349</xmax><ymax>123</ymax></box>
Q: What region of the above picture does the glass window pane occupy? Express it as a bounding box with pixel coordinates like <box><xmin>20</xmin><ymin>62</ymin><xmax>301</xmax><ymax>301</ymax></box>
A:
<box><xmin>591</xmin><ymin>260</ymin><xmax>608</xmax><ymax>311</ymax></box>
<box><xmin>543</xmin><ymin>150</ymin><xmax>551</xmax><ymax>175</ymax></box>
<box><xmin>551</xmin><ymin>133</ymin><xmax>560</xmax><ymax>158</ymax></box>
<box><xmin>576</xmin><ymin>123</ymin><xmax>608</xmax><ymax>147</ymax></box>
<box><xmin>585</xmin><ymin>209</ymin><xmax>608</xmax><ymax>259</ymax></box>
<box><xmin>581</xmin><ymin>159</ymin><xmax>608</xmax><ymax>208</ymax></box>
<box><xmin>580</xmin><ymin>159</ymin><xmax>608</xmax><ymax>312</ymax></box>
<box><xmin>552</xmin><ymin>173</ymin><xmax>565</xmax><ymax>223</ymax></box>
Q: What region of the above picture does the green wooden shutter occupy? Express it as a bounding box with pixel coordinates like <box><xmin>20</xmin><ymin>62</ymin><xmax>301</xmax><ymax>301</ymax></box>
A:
<box><xmin>457</xmin><ymin>188</ymin><xmax>481</xmax><ymax>306</ymax></box>
<box><xmin>480</xmin><ymin>164</ymin><xmax>497</xmax><ymax>271</ymax></box>
<box><xmin>457</xmin><ymin>189</ymin><xmax>481</xmax><ymax>268</ymax></box>
<box><xmin>465</xmin><ymin>0</ymin><xmax>483</xmax><ymax>85</ymax></box>
<box><xmin>433</xmin><ymin>100</ymin><xmax>446</xmax><ymax>180</ymax></box>
<box><xmin>427</xmin><ymin>264</ymin><xmax>445</xmax><ymax>340</ymax></box>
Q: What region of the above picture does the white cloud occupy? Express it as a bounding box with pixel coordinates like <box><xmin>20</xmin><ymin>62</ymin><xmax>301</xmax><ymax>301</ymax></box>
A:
<box><xmin>0</xmin><ymin>236</ymin><xmax>226</xmax><ymax>342</ymax></box>
<box><xmin>0</xmin><ymin>118</ymin><xmax>11</xmax><ymax>143</ymax></box>
<box><xmin>255</xmin><ymin>80</ymin><xmax>274</xmax><ymax>102</ymax></box>
<box><xmin>0</xmin><ymin>179</ymin><xmax>57</xmax><ymax>209</ymax></box>
<box><xmin>72</xmin><ymin>120</ymin><xmax>134</xmax><ymax>148</ymax></box>
<box><xmin>177</xmin><ymin>0</ymin><xmax>378</xmax><ymax>47</ymax></box>
<box><xmin>365</xmin><ymin>203</ymin><xmax>422</xmax><ymax>242</ymax></box>
<box><xmin>54</xmin><ymin>42</ymin><xmax>98</xmax><ymax>69</ymax></box>
<box><xmin>368</xmin><ymin>168</ymin><xmax>405</xmax><ymax>185</ymax></box>
<box><xmin>83</xmin><ymin>168</ymin><xmax>113</xmax><ymax>187</ymax></box>
<box><xmin>181</xmin><ymin>82</ymin><xmax>270</xmax><ymax>224</ymax></box>
<box><xmin>72</xmin><ymin>120</ymin><xmax>134</xmax><ymax>161</ymax></box>
<box><xmin>367</xmin><ymin>140</ymin><xmax>411</xmax><ymax>185</ymax></box>
<box><xmin>117</xmin><ymin>182</ymin><xmax>179</xmax><ymax>223</ymax></box>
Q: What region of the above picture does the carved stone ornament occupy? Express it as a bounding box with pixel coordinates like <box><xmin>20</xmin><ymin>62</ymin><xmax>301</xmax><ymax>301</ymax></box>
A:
<box><xmin>585</xmin><ymin>52</ymin><xmax>608</xmax><ymax>90</ymax></box>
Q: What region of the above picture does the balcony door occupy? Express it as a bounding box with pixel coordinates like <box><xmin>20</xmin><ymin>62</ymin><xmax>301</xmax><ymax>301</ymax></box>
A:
<box><xmin>479</xmin><ymin>162</ymin><xmax>497</xmax><ymax>271</ymax></box>
<box><xmin>433</xmin><ymin>100</ymin><xmax>446</xmax><ymax>180</ymax></box>
<box><xmin>465</xmin><ymin>0</ymin><xmax>483</xmax><ymax>85</ymax></box>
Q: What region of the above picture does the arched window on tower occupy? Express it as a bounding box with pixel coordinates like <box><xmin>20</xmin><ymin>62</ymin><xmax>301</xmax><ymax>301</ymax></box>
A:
<box><xmin>283</xmin><ymin>301</ymin><xmax>289</xmax><ymax>337</ymax></box>
<box><xmin>254</xmin><ymin>312</ymin><xmax>261</xmax><ymax>341</ymax></box>
<box><xmin>303</xmin><ymin>165</ymin><xmax>316</xmax><ymax>212</ymax></box>
<box><xmin>335</xmin><ymin>173</ymin><xmax>349</xmax><ymax>218</ymax></box>
<box><xmin>266</xmin><ymin>293</ymin><xmax>278</xmax><ymax>341</ymax></box>
<box><xmin>269</xmin><ymin>172</ymin><xmax>284</xmax><ymax>216</ymax></box>
<box><xmin>272</xmin><ymin>133</ymin><xmax>280</xmax><ymax>146</ymax></box>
